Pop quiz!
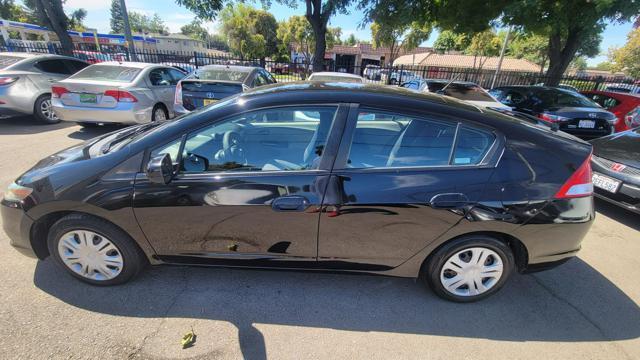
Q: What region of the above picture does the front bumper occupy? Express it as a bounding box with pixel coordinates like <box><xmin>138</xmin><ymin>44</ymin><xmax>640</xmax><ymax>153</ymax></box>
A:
<box><xmin>591</xmin><ymin>157</ymin><xmax>640</xmax><ymax>213</ymax></box>
<box><xmin>52</xmin><ymin>99</ymin><xmax>153</xmax><ymax>125</ymax></box>
<box><xmin>1</xmin><ymin>200</ymin><xmax>36</xmax><ymax>258</ymax></box>
<box><xmin>0</xmin><ymin>80</ymin><xmax>36</xmax><ymax>117</ymax></box>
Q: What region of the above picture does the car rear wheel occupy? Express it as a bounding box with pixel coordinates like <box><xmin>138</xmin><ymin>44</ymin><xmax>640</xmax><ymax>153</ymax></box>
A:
<box><xmin>47</xmin><ymin>214</ymin><xmax>147</xmax><ymax>285</ymax></box>
<box><xmin>34</xmin><ymin>94</ymin><xmax>59</xmax><ymax>124</ymax></box>
<box><xmin>152</xmin><ymin>104</ymin><xmax>168</xmax><ymax>122</ymax></box>
<box><xmin>421</xmin><ymin>236</ymin><xmax>514</xmax><ymax>302</ymax></box>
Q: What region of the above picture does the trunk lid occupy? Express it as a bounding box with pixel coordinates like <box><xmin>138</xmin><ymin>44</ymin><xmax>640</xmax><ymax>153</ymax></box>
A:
<box><xmin>180</xmin><ymin>80</ymin><xmax>243</xmax><ymax>111</ymax></box>
<box><xmin>54</xmin><ymin>79</ymin><xmax>133</xmax><ymax>109</ymax></box>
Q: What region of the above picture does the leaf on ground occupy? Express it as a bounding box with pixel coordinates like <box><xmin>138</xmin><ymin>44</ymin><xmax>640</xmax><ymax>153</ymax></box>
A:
<box><xmin>181</xmin><ymin>328</ymin><xmax>196</xmax><ymax>349</ymax></box>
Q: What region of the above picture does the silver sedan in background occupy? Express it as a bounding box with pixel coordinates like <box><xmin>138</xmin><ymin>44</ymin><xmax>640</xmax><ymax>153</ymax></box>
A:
<box><xmin>0</xmin><ymin>52</ymin><xmax>89</xmax><ymax>123</ymax></box>
<box><xmin>51</xmin><ymin>62</ymin><xmax>186</xmax><ymax>127</ymax></box>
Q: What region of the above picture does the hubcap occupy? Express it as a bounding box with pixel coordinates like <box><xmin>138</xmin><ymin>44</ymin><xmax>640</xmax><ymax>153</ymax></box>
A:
<box><xmin>57</xmin><ymin>230</ymin><xmax>124</xmax><ymax>281</ymax></box>
<box><xmin>154</xmin><ymin>108</ymin><xmax>166</xmax><ymax>121</ymax></box>
<box><xmin>41</xmin><ymin>99</ymin><xmax>57</xmax><ymax>121</ymax></box>
<box><xmin>440</xmin><ymin>247</ymin><xmax>504</xmax><ymax>297</ymax></box>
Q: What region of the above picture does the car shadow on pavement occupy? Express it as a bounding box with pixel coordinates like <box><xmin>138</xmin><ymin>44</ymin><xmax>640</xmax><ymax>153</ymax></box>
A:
<box><xmin>595</xmin><ymin>198</ymin><xmax>640</xmax><ymax>232</ymax></box>
<box><xmin>0</xmin><ymin>116</ymin><xmax>75</xmax><ymax>135</ymax></box>
<box><xmin>33</xmin><ymin>257</ymin><xmax>640</xmax><ymax>359</ymax></box>
<box><xmin>66</xmin><ymin>125</ymin><xmax>120</xmax><ymax>141</ymax></box>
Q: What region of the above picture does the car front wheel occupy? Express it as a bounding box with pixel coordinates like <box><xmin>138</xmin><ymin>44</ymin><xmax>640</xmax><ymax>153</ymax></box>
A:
<box><xmin>34</xmin><ymin>94</ymin><xmax>59</xmax><ymax>124</ymax></box>
<box><xmin>422</xmin><ymin>236</ymin><xmax>514</xmax><ymax>302</ymax></box>
<box><xmin>47</xmin><ymin>214</ymin><xmax>147</xmax><ymax>285</ymax></box>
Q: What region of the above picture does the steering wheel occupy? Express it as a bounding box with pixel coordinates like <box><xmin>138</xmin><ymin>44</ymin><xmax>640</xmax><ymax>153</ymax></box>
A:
<box><xmin>214</xmin><ymin>130</ymin><xmax>246</xmax><ymax>165</ymax></box>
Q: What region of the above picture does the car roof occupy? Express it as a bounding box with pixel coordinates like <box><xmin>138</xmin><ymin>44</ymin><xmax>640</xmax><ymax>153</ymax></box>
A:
<box><xmin>199</xmin><ymin>64</ymin><xmax>258</xmax><ymax>72</ymax></box>
<box><xmin>310</xmin><ymin>72</ymin><xmax>363</xmax><ymax>79</ymax></box>
<box><xmin>0</xmin><ymin>52</ymin><xmax>81</xmax><ymax>61</ymax></box>
<box><xmin>92</xmin><ymin>61</ymin><xmax>161</xmax><ymax>69</ymax></box>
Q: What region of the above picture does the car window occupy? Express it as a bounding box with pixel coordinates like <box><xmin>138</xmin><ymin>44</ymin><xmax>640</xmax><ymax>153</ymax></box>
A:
<box><xmin>427</xmin><ymin>83</ymin><xmax>496</xmax><ymax>102</ymax></box>
<box><xmin>63</xmin><ymin>59</ymin><xmax>89</xmax><ymax>73</ymax></box>
<box><xmin>70</xmin><ymin>65</ymin><xmax>141</xmax><ymax>83</ymax></box>
<box><xmin>34</xmin><ymin>59</ymin><xmax>72</xmax><ymax>75</ymax></box>
<box><xmin>401</xmin><ymin>81</ymin><xmax>421</xmax><ymax>90</ymax></box>
<box><xmin>152</xmin><ymin>106</ymin><xmax>338</xmax><ymax>173</ymax></box>
<box><xmin>452</xmin><ymin>127</ymin><xmax>495</xmax><ymax>165</ymax></box>
<box><xmin>263</xmin><ymin>70</ymin><xmax>276</xmax><ymax>83</ymax></box>
<box><xmin>531</xmin><ymin>89</ymin><xmax>598</xmax><ymax>108</ymax></box>
<box><xmin>168</xmin><ymin>68</ymin><xmax>186</xmax><ymax>83</ymax></box>
<box><xmin>253</xmin><ymin>72</ymin><xmax>268</xmax><ymax>87</ymax></box>
<box><xmin>347</xmin><ymin>110</ymin><xmax>457</xmax><ymax>168</ymax></box>
<box><xmin>149</xmin><ymin>68</ymin><xmax>175</xmax><ymax>86</ymax></box>
<box><xmin>192</xmin><ymin>67</ymin><xmax>252</xmax><ymax>82</ymax></box>
<box><xmin>586</xmin><ymin>94</ymin><xmax>619</xmax><ymax>110</ymax></box>
<box><xmin>500</xmin><ymin>89</ymin><xmax>527</xmax><ymax>107</ymax></box>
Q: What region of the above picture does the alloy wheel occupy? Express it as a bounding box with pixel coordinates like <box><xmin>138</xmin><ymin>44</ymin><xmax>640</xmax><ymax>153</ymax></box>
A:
<box><xmin>40</xmin><ymin>98</ymin><xmax>58</xmax><ymax>121</ymax></box>
<box><xmin>57</xmin><ymin>230</ymin><xmax>124</xmax><ymax>281</ymax></box>
<box><xmin>154</xmin><ymin>107</ymin><xmax>167</xmax><ymax>121</ymax></box>
<box><xmin>439</xmin><ymin>247</ymin><xmax>504</xmax><ymax>297</ymax></box>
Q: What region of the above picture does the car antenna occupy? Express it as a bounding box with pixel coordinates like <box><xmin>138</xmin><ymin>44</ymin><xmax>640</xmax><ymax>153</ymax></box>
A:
<box><xmin>437</xmin><ymin>74</ymin><xmax>461</xmax><ymax>95</ymax></box>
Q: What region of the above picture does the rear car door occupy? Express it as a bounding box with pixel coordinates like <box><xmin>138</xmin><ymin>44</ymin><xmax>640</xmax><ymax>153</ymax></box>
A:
<box><xmin>317</xmin><ymin>107</ymin><xmax>501</xmax><ymax>270</ymax></box>
<box><xmin>148</xmin><ymin>67</ymin><xmax>176</xmax><ymax>106</ymax></box>
<box><xmin>32</xmin><ymin>59</ymin><xmax>74</xmax><ymax>90</ymax></box>
<box><xmin>133</xmin><ymin>104</ymin><xmax>347</xmax><ymax>265</ymax></box>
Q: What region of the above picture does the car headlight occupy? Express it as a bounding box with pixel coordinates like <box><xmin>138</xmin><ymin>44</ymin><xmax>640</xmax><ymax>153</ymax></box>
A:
<box><xmin>3</xmin><ymin>182</ymin><xmax>33</xmax><ymax>202</ymax></box>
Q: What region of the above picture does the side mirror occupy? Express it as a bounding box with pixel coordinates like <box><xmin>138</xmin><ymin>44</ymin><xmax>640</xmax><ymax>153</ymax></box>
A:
<box><xmin>146</xmin><ymin>153</ymin><xmax>174</xmax><ymax>184</ymax></box>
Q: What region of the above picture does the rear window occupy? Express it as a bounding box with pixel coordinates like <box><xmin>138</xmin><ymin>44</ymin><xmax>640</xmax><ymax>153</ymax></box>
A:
<box><xmin>310</xmin><ymin>75</ymin><xmax>363</xmax><ymax>83</ymax></box>
<box><xmin>192</xmin><ymin>67</ymin><xmax>251</xmax><ymax>82</ymax></box>
<box><xmin>428</xmin><ymin>83</ymin><xmax>495</xmax><ymax>102</ymax></box>
<box><xmin>0</xmin><ymin>55</ymin><xmax>24</xmax><ymax>69</ymax></box>
<box><xmin>532</xmin><ymin>89</ymin><xmax>599</xmax><ymax>108</ymax></box>
<box><xmin>70</xmin><ymin>65</ymin><xmax>141</xmax><ymax>83</ymax></box>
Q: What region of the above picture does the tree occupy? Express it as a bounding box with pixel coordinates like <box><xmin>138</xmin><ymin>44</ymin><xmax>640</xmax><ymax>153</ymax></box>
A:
<box><xmin>433</xmin><ymin>30</ymin><xmax>467</xmax><ymax>54</ymax></box>
<box><xmin>180</xmin><ymin>19</ymin><xmax>209</xmax><ymax>41</ymax></box>
<box><xmin>508</xmin><ymin>32</ymin><xmax>549</xmax><ymax>73</ymax></box>
<box><xmin>327</xmin><ymin>27</ymin><xmax>343</xmax><ymax>46</ymax></box>
<box><xmin>68</xmin><ymin>8</ymin><xmax>87</xmax><ymax>31</ymax></box>
<box><xmin>0</xmin><ymin>0</ymin><xmax>30</xmax><ymax>22</ymax></box>
<box><xmin>110</xmin><ymin>0</ymin><xmax>124</xmax><ymax>33</ymax></box>
<box><xmin>464</xmin><ymin>29</ymin><xmax>501</xmax><ymax>71</ymax></box>
<box><xmin>208</xmin><ymin>33</ymin><xmax>230</xmax><ymax>51</ymax></box>
<box><xmin>593</xmin><ymin>61</ymin><xmax>613</xmax><ymax>72</ymax></box>
<box><xmin>368</xmin><ymin>1</ymin><xmax>432</xmax><ymax>66</ymax></box>
<box><xmin>609</xmin><ymin>27</ymin><xmax>640</xmax><ymax>78</ymax></box>
<box><xmin>26</xmin><ymin>0</ymin><xmax>74</xmax><ymax>54</ymax></box>
<box><xmin>219</xmin><ymin>4</ymin><xmax>279</xmax><ymax>61</ymax></box>
<box><xmin>396</xmin><ymin>0</ymin><xmax>640</xmax><ymax>85</ymax></box>
<box><xmin>127</xmin><ymin>12</ymin><xmax>168</xmax><ymax>34</ymax></box>
<box><xmin>344</xmin><ymin>33</ymin><xmax>357</xmax><ymax>46</ymax></box>
<box><xmin>277</xmin><ymin>15</ymin><xmax>314</xmax><ymax>70</ymax></box>
<box><xmin>570</xmin><ymin>56</ymin><xmax>587</xmax><ymax>71</ymax></box>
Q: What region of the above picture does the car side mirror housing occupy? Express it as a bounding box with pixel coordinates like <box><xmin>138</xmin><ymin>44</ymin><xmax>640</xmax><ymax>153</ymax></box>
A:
<box><xmin>146</xmin><ymin>153</ymin><xmax>174</xmax><ymax>184</ymax></box>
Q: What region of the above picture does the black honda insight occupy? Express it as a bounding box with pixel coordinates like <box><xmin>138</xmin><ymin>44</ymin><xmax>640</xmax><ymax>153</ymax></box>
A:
<box><xmin>1</xmin><ymin>82</ymin><xmax>595</xmax><ymax>302</ymax></box>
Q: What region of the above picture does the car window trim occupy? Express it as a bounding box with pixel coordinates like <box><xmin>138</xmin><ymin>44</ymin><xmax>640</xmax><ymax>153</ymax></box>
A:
<box><xmin>333</xmin><ymin>104</ymin><xmax>502</xmax><ymax>172</ymax></box>
<box><xmin>144</xmin><ymin>103</ymin><xmax>349</xmax><ymax>177</ymax></box>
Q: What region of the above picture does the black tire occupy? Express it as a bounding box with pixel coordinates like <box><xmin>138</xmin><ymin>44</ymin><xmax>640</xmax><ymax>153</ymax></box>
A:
<box><xmin>47</xmin><ymin>213</ymin><xmax>147</xmax><ymax>286</ymax></box>
<box><xmin>33</xmin><ymin>94</ymin><xmax>59</xmax><ymax>124</ymax></box>
<box><xmin>151</xmin><ymin>104</ymin><xmax>169</xmax><ymax>122</ymax></box>
<box><xmin>421</xmin><ymin>235</ymin><xmax>514</xmax><ymax>302</ymax></box>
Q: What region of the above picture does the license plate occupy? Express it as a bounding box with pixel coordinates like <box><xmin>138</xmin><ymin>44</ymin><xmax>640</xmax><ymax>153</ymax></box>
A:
<box><xmin>203</xmin><ymin>99</ymin><xmax>217</xmax><ymax>106</ymax></box>
<box><xmin>578</xmin><ymin>120</ymin><xmax>595</xmax><ymax>128</ymax></box>
<box><xmin>79</xmin><ymin>93</ymin><xmax>97</xmax><ymax>103</ymax></box>
<box><xmin>592</xmin><ymin>173</ymin><xmax>621</xmax><ymax>193</ymax></box>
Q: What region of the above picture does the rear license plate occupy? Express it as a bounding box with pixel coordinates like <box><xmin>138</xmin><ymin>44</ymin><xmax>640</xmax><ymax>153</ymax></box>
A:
<box><xmin>203</xmin><ymin>99</ymin><xmax>217</xmax><ymax>106</ymax></box>
<box><xmin>592</xmin><ymin>173</ymin><xmax>621</xmax><ymax>193</ymax></box>
<box><xmin>578</xmin><ymin>120</ymin><xmax>595</xmax><ymax>128</ymax></box>
<box><xmin>79</xmin><ymin>93</ymin><xmax>97</xmax><ymax>103</ymax></box>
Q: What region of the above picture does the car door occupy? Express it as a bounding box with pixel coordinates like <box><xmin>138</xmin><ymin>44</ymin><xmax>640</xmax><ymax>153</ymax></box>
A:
<box><xmin>133</xmin><ymin>104</ymin><xmax>348</xmax><ymax>265</ymax></box>
<box><xmin>148</xmin><ymin>67</ymin><xmax>177</xmax><ymax>107</ymax></box>
<box><xmin>31</xmin><ymin>59</ymin><xmax>74</xmax><ymax>91</ymax></box>
<box><xmin>317</xmin><ymin>107</ymin><xmax>501</xmax><ymax>270</ymax></box>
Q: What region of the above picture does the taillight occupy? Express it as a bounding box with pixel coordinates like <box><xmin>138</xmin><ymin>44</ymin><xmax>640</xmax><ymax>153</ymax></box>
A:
<box><xmin>174</xmin><ymin>81</ymin><xmax>183</xmax><ymax>104</ymax></box>
<box><xmin>538</xmin><ymin>113</ymin><xmax>569</xmax><ymax>123</ymax></box>
<box><xmin>0</xmin><ymin>76</ymin><xmax>18</xmax><ymax>85</ymax></box>
<box><xmin>554</xmin><ymin>153</ymin><xmax>593</xmax><ymax>199</ymax></box>
<box><xmin>104</xmin><ymin>90</ymin><xmax>138</xmax><ymax>103</ymax></box>
<box><xmin>51</xmin><ymin>86</ymin><xmax>69</xmax><ymax>98</ymax></box>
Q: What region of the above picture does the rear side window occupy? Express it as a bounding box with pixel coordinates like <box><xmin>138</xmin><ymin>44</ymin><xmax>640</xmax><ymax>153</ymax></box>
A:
<box><xmin>585</xmin><ymin>94</ymin><xmax>619</xmax><ymax>110</ymax></box>
<box><xmin>149</xmin><ymin>68</ymin><xmax>175</xmax><ymax>86</ymax></box>
<box><xmin>453</xmin><ymin>127</ymin><xmax>495</xmax><ymax>165</ymax></box>
<box><xmin>64</xmin><ymin>59</ymin><xmax>89</xmax><ymax>73</ymax></box>
<box><xmin>428</xmin><ymin>83</ymin><xmax>495</xmax><ymax>102</ymax></box>
<box><xmin>34</xmin><ymin>59</ymin><xmax>72</xmax><ymax>74</ymax></box>
<box><xmin>70</xmin><ymin>65</ymin><xmax>141</xmax><ymax>83</ymax></box>
<box><xmin>347</xmin><ymin>111</ymin><xmax>457</xmax><ymax>168</ymax></box>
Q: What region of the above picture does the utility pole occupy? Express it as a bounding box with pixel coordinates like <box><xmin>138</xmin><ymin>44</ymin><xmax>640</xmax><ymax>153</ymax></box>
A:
<box><xmin>119</xmin><ymin>0</ymin><xmax>137</xmax><ymax>61</ymax></box>
<box><xmin>491</xmin><ymin>26</ymin><xmax>511</xmax><ymax>89</ymax></box>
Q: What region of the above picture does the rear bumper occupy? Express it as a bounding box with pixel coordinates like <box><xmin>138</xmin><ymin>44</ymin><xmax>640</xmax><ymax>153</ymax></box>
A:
<box><xmin>0</xmin><ymin>81</ymin><xmax>37</xmax><ymax>117</ymax></box>
<box><xmin>52</xmin><ymin>99</ymin><xmax>153</xmax><ymax>124</ymax></box>
<box><xmin>1</xmin><ymin>200</ymin><xmax>36</xmax><ymax>258</ymax></box>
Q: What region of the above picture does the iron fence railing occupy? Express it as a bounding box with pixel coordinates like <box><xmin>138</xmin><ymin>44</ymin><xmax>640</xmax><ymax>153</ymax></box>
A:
<box><xmin>2</xmin><ymin>42</ymin><xmax>637</xmax><ymax>91</ymax></box>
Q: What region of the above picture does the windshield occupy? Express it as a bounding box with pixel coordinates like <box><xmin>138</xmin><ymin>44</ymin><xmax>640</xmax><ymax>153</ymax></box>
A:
<box><xmin>191</xmin><ymin>67</ymin><xmax>251</xmax><ymax>82</ymax></box>
<box><xmin>428</xmin><ymin>82</ymin><xmax>496</xmax><ymax>102</ymax></box>
<box><xmin>70</xmin><ymin>65</ymin><xmax>141</xmax><ymax>83</ymax></box>
<box><xmin>532</xmin><ymin>89</ymin><xmax>599</xmax><ymax>108</ymax></box>
<box><xmin>0</xmin><ymin>55</ymin><xmax>24</xmax><ymax>69</ymax></box>
<box><xmin>310</xmin><ymin>75</ymin><xmax>362</xmax><ymax>83</ymax></box>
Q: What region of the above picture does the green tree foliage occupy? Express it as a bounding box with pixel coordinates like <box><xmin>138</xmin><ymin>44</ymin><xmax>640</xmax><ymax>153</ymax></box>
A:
<box><xmin>23</xmin><ymin>0</ymin><xmax>74</xmax><ymax>54</ymax></box>
<box><xmin>277</xmin><ymin>15</ymin><xmax>314</xmax><ymax>68</ymax></box>
<box><xmin>128</xmin><ymin>12</ymin><xmax>168</xmax><ymax>34</ymax></box>
<box><xmin>68</xmin><ymin>8</ymin><xmax>87</xmax><ymax>31</ymax></box>
<box><xmin>570</xmin><ymin>56</ymin><xmax>587</xmax><ymax>71</ymax></box>
<box><xmin>344</xmin><ymin>33</ymin><xmax>357</xmax><ymax>46</ymax></box>
<box><xmin>507</xmin><ymin>32</ymin><xmax>549</xmax><ymax>72</ymax></box>
<box><xmin>390</xmin><ymin>0</ymin><xmax>640</xmax><ymax>85</ymax></box>
<box><xmin>208</xmin><ymin>33</ymin><xmax>230</xmax><ymax>51</ymax></box>
<box><xmin>609</xmin><ymin>27</ymin><xmax>640</xmax><ymax>78</ymax></box>
<box><xmin>110</xmin><ymin>0</ymin><xmax>125</xmax><ymax>34</ymax></box>
<box><xmin>0</xmin><ymin>0</ymin><xmax>30</xmax><ymax>22</ymax></box>
<box><xmin>593</xmin><ymin>61</ymin><xmax>613</xmax><ymax>72</ymax></box>
<box><xmin>433</xmin><ymin>30</ymin><xmax>468</xmax><ymax>54</ymax></box>
<box><xmin>180</xmin><ymin>19</ymin><xmax>209</xmax><ymax>41</ymax></box>
<box><xmin>220</xmin><ymin>4</ymin><xmax>279</xmax><ymax>60</ymax></box>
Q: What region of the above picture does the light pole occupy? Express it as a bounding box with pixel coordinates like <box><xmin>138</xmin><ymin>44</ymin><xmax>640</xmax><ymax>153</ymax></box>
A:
<box><xmin>491</xmin><ymin>26</ymin><xmax>511</xmax><ymax>89</ymax></box>
<box><xmin>119</xmin><ymin>0</ymin><xmax>137</xmax><ymax>61</ymax></box>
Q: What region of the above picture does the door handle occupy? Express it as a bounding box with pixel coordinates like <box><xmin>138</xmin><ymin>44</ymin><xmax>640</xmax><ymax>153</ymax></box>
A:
<box><xmin>271</xmin><ymin>196</ymin><xmax>309</xmax><ymax>212</ymax></box>
<box><xmin>429</xmin><ymin>193</ymin><xmax>469</xmax><ymax>209</ymax></box>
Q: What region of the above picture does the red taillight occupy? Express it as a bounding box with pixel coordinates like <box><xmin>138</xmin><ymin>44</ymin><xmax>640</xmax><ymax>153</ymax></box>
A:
<box><xmin>537</xmin><ymin>113</ymin><xmax>568</xmax><ymax>123</ymax></box>
<box><xmin>51</xmin><ymin>86</ymin><xmax>69</xmax><ymax>98</ymax></box>
<box><xmin>104</xmin><ymin>90</ymin><xmax>138</xmax><ymax>103</ymax></box>
<box><xmin>0</xmin><ymin>76</ymin><xmax>18</xmax><ymax>85</ymax></box>
<box><xmin>554</xmin><ymin>153</ymin><xmax>593</xmax><ymax>199</ymax></box>
<box><xmin>174</xmin><ymin>81</ymin><xmax>183</xmax><ymax>105</ymax></box>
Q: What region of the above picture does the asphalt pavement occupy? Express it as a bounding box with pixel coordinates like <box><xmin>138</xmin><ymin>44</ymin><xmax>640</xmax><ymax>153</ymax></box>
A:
<box><xmin>0</xmin><ymin>116</ymin><xmax>638</xmax><ymax>360</ymax></box>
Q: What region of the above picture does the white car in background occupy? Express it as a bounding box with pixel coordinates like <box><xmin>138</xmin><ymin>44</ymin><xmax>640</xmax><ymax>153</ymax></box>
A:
<box><xmin>402</xmin><ymin>79</ymin><xmax>510</xmax><ymax>110</ymax></box>
<box><xmin>308</xmin><ymin>71</ymin><xmax>364</xmax><ymax>83</ymax></box>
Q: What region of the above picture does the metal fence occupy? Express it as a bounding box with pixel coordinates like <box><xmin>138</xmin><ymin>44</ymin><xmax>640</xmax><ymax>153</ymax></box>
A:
<box><xmin>2</xmin><ymin>41</ymin><xmax>637</xmax><ymax>92</ymax></box>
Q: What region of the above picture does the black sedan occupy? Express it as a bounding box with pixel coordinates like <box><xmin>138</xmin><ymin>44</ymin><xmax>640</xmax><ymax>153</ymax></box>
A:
<box><xmin>490</xmin><ymin>86</ymin><xmax>618</xmax><ymax>139</ymax></box>
<box><xmin>1</xmin><ymin>83</ymin><xmax>594</xmax><ymax>302</ymax></box>
<box><xmin>590</xmin><ymin>128</ymin><xmax>640</xmax><ymax>214</ymax></box>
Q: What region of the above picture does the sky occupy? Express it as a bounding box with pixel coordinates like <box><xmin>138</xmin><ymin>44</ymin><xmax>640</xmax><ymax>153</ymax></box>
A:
<box><xmin>24</xmin><ymin>0</ymin><xmax>636</xmax><ymax>66</ymax></box>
